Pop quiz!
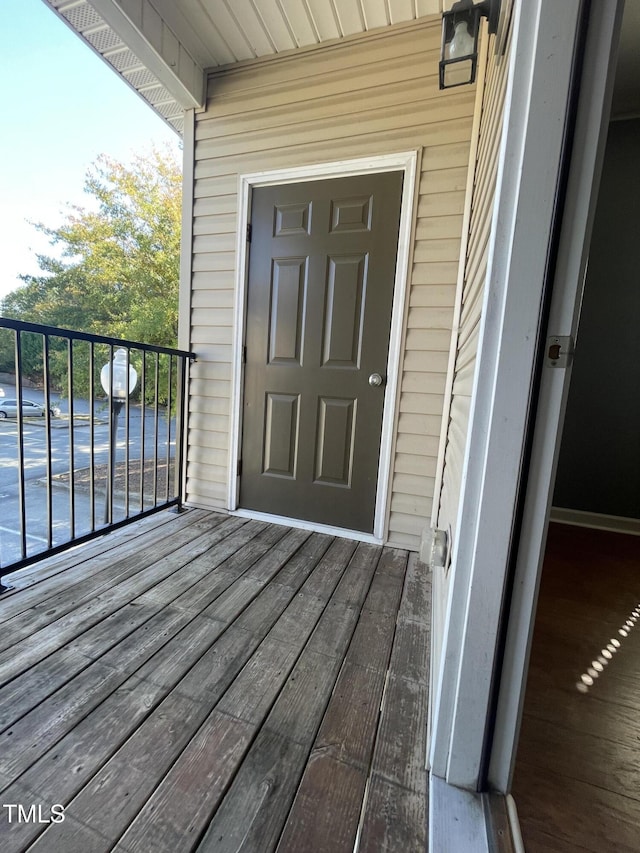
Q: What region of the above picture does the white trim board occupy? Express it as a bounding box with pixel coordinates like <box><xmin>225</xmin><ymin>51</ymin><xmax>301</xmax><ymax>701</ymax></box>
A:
<box><xmin>230</xmin><ymin>509</ymin><xmax>381</xmax><ymax>545</ymax></box>
<box><xmin>550</xmin><ymin>507</ymin><xmax>640</xmax><ymax>536</ymax></box>
<box><xmin>487</xmin><ymin>0</ymin><xmax>624</xmax><ymax>792</ymax></box>
<box><xmin>227</xmin><ymin>151</ymin><xmax>418</xmax><ymax>542</ymax></box>
<box><xmin>178</xmin><ymin>108</ymin><xmax>196</xmax><ymax>504</ymax></box>
<box><xmin>178</xmin><ymin>109</ymin><xmax>195</xmax><ymax>353</ymax></box>
<box><xmin>429</xmin><ymin>0</ymin><xmax>594</xmax><ymax>788</ymax></box>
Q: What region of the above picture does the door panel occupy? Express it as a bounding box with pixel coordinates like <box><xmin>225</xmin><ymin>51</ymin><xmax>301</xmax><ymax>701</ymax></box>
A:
<box><xmin>322</xmin><ymin>254</ymin><xmax>366</xmax><ymax>367</ymax></box>
<box><xmin>263</xmin><ymin>393</ymin><xmax>299</xmax><ymax>478</ymax></box>
<box><xmin>268</xmin><ymin>258</ymin><xmax>307</xmax><ymax>365</ymax></box>
<box><xmin>240</xmin><ymin>172</ymin><xmax>403</xmax><ymax>532</ymax></box>
<box><xmin>315</xmin><ymin>397</ymin><xmax>356</xmax><ymax>486</ymax></box>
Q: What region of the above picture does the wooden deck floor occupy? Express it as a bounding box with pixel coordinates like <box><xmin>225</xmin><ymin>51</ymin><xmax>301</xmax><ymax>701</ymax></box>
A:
<box><xmin>0</xmin><ymin>509</ymin><xmax>430</xmax><ymax>853</ymax></box>
<box><xmin>512</xmin><ymin>523</ymin><xmax>640</xmax><ymax>853</ymax></box>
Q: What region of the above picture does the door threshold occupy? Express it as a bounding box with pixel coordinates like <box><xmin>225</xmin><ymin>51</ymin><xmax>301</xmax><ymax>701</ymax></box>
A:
<box><xmin>230</xmin><ymin>508</ymin><xmax>382</xmax><ymax>544</ymax></box>
<box><xmin>429</xmin><ymin>777</ymin><xmax>524</xmax><ymax>853</ymax></box>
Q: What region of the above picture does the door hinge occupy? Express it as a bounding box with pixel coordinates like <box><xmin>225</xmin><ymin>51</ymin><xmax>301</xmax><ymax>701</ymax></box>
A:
<box><xmin>246</xmin><ymin>223</ymin><xmax>252</xmax><ymax>243</ymax></box>
<box><xmin>545</xmin><ymin>335</ymin><xmax>574</xmax><ymax>368</ymax></box>
<box><xmin>242</xmin><ymin>345</ymin><xmax>247</xmax><ymax>365</ymax></box>
<box><xmin>237</xmin><ymin>459</ymin><xmax>242</xmax><ymax>477</ymax></box>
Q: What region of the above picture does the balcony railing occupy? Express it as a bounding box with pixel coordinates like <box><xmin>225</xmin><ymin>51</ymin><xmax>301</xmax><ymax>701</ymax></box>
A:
<box><xmin>0</xmin><ymin>318</ymin><xmax>194</xmax><ymax>588</ymax></box>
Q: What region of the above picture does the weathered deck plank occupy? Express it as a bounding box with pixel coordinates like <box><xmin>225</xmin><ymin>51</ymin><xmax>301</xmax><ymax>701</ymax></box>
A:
<box><xmin>0</xmin><ymin>508</ymin><xmax>215</xmax><ymax>609</ymax></box>
<box><xmin>15</xmin><ymin>531</ymin><xmax>348</xmax><ymax>851</ymax></box>
<box><xmin>0</xmin><ymin>511</ymin><xmax>432</xmax><ymax>852</ymax></box>
<box><xmin>114</xmin><ymin>537</ymin><xmax>351</xmax><ymax>852</ymax></box>
<box><xmin>0</xmin><ymin>512</ymin><xmax>232</xmax><ymax>650</ymax></box>
<box><xmin>192</xmin><ymin>542</ymin><xmax>383</xmax><ymax>853</ymax></box>
<box><xmin>0</xmin><ymin>516</ymin><xmax>258</xmax><ymax>683</ymax></box>
<box><xmin>275</xmin><ymin>549</ymin><xmax>408</xmax><ymax>853</ymax></box>
<box><xmin>358</xmin><ymin>551</ymin><xmax>431</xmax><ymax>853</ymax></box>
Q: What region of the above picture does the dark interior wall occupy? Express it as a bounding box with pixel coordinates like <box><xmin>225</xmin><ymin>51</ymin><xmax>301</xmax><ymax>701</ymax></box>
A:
<box><xmin>553</xmin><ymin>118</ymin><xmax>640</xmax><ymax>520</ymax></box>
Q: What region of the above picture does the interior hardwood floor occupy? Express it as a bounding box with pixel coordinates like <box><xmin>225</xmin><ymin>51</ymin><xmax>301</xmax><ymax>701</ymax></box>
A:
<box><xmin>0</xmin><ymin>508</ymin><xmax>430</xmax><ymax>852</ymax></box>
<box><xmin>512</xmin><ymin>522</ymin><xmax>640</xmax><ymax>853</ymax></box>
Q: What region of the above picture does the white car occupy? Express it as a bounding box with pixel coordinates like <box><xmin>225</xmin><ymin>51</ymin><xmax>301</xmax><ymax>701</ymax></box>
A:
<box><xmin>0</xmin><ymin>399</ymin><xmax>48</xmax><ymax>418</ymax></box>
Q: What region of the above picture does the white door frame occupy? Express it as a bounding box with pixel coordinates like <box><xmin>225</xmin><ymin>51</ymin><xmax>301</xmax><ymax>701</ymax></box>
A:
<box><xmin>487</xmin><ymin>0</ymin><xmax>623</xmax><ymax>792</ymax></box>
<box><xmin>227</xmin><ymin>151</ymin><xmax>418</xmax><ymax>543</ymax></box>
<box><xmin>429</xmin><ymin>0</ymin><xmax>623</xmax><ymax>793</ymax></box>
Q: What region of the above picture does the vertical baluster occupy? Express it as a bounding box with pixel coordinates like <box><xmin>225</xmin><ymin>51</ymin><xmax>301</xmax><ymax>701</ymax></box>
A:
<box><xmin>139</xmin><ymin>351</ymin><xmax>146</xmax><ymax>512</ymax></box>
<box><xmin>153</xmin><ymin>352</ymin><xmax>160</xmax><ymax>506</ymax></box>
<box><xmin>43</xmin><ymin>334</ymin><xmax>53</xmax><ymax>549</ymax></box>
<box><xmin>124</xmin><ymin>348</ymin><xmax>131</xmax><ymax>518</ymax></box>
<box><xmin>67</xmin><ymin>339</ymin><xmax>75</xmax><ymax>538</ymax></box>
<box><xmin>89</xmin><ymin>342</ymin><xmax>95</xmax><ymax>532</ymax></box>
<box><xmin>165</xmin><ymin>355</ymin><xmax>173</xmax><ymax>503</ymax></box>
<box><xmin>14</xmin><ymin>330</ymin><xmax>27</xmax><ymax>560</ymax></box>
<box><xmin>104</xmin><ymin>344</ymin><xmax>114</xmax><ymax>524</ymax></box>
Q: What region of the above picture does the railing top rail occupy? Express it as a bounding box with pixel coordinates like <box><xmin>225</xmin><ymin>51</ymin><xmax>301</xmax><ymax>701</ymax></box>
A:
<box><xmin>0</xmin><ymin>317</ymin><xmax>195</xmax><ymax>360</ymax></box>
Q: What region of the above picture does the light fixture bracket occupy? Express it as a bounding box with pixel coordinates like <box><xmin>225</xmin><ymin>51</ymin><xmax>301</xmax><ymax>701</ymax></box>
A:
<box><xmin>475</xmin><ymin>0</ymin><xmax>500</xmax><ymax>36</ymax></box>
<box><xmin>439</xmin><ymin>0</ymin><xmax>501</xmax><ymax>90</ymax></box>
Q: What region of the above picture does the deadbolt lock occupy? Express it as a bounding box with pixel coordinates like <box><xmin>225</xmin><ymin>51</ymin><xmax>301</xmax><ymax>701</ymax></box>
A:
<box><xmin>369</xmin><ymin>373</ymin><xmax>384</xmax><ymax>387</ymax></box>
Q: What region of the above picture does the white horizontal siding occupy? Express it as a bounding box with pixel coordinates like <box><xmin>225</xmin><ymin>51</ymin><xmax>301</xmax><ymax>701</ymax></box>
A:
<box><xmin>186</xmin><ymin>18</ymin><xmax>476</xmax><ymax>548</ymax></box>
<box><xmin>436</xmin><ymin>23</ymin><xmax>512</xmax><ymax>543</ymax></box>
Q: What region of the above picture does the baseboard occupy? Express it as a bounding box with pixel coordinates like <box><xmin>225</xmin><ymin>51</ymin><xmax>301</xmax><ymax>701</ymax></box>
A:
<box><xmin>550</xmin><ymin>507</ymin><xmax>640</xmax><ymax>536</ymax></box>
<box><xmin>505</xmin><ymin>795</ymin><xmax>525</xmax><ymax>853</ymax></box>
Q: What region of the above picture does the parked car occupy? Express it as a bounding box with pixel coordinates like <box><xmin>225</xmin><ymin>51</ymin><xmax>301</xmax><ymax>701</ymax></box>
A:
<box><xmin>0</xmin><ymin>399</ymin><xmax>50</xmax><ymax>418</ymax></box>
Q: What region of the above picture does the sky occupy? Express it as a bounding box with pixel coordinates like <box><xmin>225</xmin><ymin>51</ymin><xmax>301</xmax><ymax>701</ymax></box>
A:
<box><xmin>0</xmin><ymin>0</ymin><xmax>182</xmax><ymax>300</ymax></box>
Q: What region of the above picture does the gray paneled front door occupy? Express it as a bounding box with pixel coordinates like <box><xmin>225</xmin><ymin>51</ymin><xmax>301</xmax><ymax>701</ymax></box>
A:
<box><xmin>240</xmin><ymin>171</ymin><xmax>403</xmax><ymax>532</ymax></box>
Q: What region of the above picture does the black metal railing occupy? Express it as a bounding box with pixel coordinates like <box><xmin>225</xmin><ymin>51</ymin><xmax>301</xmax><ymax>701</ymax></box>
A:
<box><xmin>0</xmin><ymin>318</ymin><xmax>194</xmax><ymax>587</ymax></box>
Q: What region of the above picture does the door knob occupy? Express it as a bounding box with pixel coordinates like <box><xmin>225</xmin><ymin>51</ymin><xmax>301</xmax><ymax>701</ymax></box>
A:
<box><xmin>368</xmin><ymin>373</ymin><xmax>383</xmax><ymax>387</ymax></box>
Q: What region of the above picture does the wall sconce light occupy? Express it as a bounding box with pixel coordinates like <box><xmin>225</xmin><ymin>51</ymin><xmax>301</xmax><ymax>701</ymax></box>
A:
<box><xmin>439</xmin><ymin>0</ymin><xmax>501</xmax><ymax>90</ymax></box>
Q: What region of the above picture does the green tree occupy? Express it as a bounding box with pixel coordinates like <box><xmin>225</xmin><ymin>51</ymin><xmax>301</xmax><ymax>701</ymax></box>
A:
<box><xmin>0</xmin><ymin>147</ymin><xmax>182</xmax><ymax>398</ymax></box>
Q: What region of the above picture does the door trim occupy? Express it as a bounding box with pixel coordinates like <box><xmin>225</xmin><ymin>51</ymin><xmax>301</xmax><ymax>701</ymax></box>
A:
<box><xmin>429</xmin><ymin>0</ymin><xmax>592</xmax><ymax>787</ymax></box>
<box><xmin>487</xmin><ymin>0</ymin><xmax>624</xmax><ymax>792</ymax></box>
<box><xmin>429</xmin><ymin>0</ymin><xmax>623</xmax><ymax>793</ymax></box>
<box><xmin>227</xmin><ymin>151</ymin><xmax>418</xmax><ymax>542</ymax></box>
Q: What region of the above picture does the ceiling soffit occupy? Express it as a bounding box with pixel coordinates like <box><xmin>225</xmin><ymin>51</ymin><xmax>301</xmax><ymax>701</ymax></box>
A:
<box><xmin>42</xmin><ymin>0</ymin><xmax>444</xmax><ymax>134</ymax></box>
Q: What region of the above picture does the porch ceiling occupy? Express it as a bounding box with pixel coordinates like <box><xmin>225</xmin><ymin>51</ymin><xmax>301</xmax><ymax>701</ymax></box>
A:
<box><xmin>42</xmin><ymin>1</ymin><xmax>640</xmax><ymax>133</ymax></box>
<box><xmin>42</xmin><ymin>0</ymin><xmax>444</xmax><ymax>134</ymax></box>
